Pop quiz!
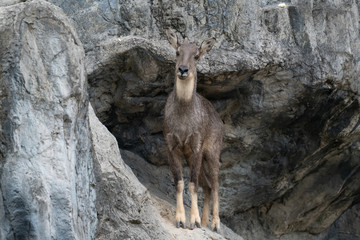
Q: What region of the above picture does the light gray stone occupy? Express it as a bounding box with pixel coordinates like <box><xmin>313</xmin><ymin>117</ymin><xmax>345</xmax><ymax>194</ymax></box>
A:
<box><xmin>0</xmin><ymin>0</ymin><xmax>24</xmax><ymax>7</ymax></box>
<box><xmin>79</xmin><ymin>0</ymin><xmax>360</xmax><ymax>239</ymax></box>
<box><xmin>88</xmin><ymin>104</ymin><xmax>171</xmax><ymax>240</ymax></box>
<box><xmin>1</xmin><ymin>1</ymin><xmax>240</xmax><ymax>239</ymax></box>
<box><xmin>2</xmin><ymin>0</ymin><xmax>360</xmax><ymax>239</ymax></box>
<box><xmin>0</xmin><ymin>1</ymin><xmax>96</xmax><ymax>239</ymax></box>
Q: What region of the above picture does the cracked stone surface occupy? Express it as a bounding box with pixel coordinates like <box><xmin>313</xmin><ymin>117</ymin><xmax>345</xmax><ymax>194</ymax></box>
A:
<box><xmin>2</xmin><ymin>0</ymin><xmax>360</xmax><ymax>239</ymax></box>
<box><xmin>0</xmin><ymin>1</ymin><xmax>96</xmax><ymax>238</ymax></box>
<box><xmin>79</xmin><ymin>0</ymin><xmax>360</xmax><ymax>238</ymax></box>
<box><xmin>0</xmin><ymin>1</ymin><xmax>243</xmax><ymax>239</ymax></box>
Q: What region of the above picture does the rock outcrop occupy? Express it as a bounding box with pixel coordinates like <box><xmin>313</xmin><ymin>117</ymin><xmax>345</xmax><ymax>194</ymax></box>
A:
<box><xmin>0</xmin><ymin>1</ymin><xmax>241</xmax><ymax>240</ymax></box>
<box><xmin>2</xmin><ymin>0</ymin><xmax>360</xmax><ymax>240</ymax></box>
<box><xmin>53</xmin><ymin>0</ymin><xmax>360</xmax><ymax>239</ymax></box>
<box><xmin>0</xmin><ymin>1</ymin><xmax>96</xmax><ymax>239</ymax></box>
<box><xmin>89</xmin><ymin>104</ymin><xmax>171</xmax><ymax>240</ymax></box>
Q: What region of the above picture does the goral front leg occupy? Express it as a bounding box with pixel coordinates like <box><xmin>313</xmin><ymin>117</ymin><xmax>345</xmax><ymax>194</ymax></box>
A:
<box><xmin>175</xmin><ymin>179</ymin><xmax>186</xmax><ymax>228</ymax></box>
<box><xmin>189</xmin><ymin>182</ymin><xmax>201</xmax><ymax>229</ymax></box>
<box><xmin>166</xmin><ymin>138</ymin><xmax>186</xmax><ymax>229</ymax></box>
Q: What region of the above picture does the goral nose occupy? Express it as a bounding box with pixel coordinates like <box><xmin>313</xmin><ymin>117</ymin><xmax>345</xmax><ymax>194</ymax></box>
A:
<box><xmin>178</xmin><ymin>65</ymin><xmax>189</xmax><ymax>75</ymax></box>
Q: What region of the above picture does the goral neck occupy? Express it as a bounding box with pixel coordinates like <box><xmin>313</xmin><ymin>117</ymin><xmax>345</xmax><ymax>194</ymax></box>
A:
<box><xmin>175</xmin><ymin>75</ymin><xmax>196</xmax><ymax>102</ymax></box>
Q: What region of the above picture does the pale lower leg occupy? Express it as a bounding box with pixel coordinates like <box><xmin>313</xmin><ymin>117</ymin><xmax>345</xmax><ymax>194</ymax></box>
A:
<box><xmin>189</xmin><ymin>182</ymin><xmax>201</xmax><ymax>229</ymax></box>
<box><xmin>176</xmin><ymin>180</ymin><xmax>186</xmax><ymax>228</ymax></box>
<box><xmin>201</xmin><ymin>188</ymin><xmax>211</xmax><ymax>227</ymax></box>
<box><xmin>211</xmin><ymin>183</ymin><xmax>220</xmax><ymax>232</ymax></box>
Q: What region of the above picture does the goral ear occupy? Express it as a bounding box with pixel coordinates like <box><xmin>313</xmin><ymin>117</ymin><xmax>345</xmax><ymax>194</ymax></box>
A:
<box><xmin>165</xmin><ymin>28</ymin><xmax>180</xmax><ymax>50</ymax></box>
<box><xmin>199</xmin><ymin>37</ymin><xmax>216</xmax><ymax>60</ymax></box>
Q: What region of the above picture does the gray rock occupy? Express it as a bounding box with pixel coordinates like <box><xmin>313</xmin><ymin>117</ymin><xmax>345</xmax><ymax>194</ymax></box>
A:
<box><xmin>3</xmin><ymin>0</ymin><xmax>360</xmax><ymax>240</ymax></box>
<box><xmin>79</xmin><ymin>0</ymin><xmax>360</xmax><ymax>239</ymax></box>
<box><xmin>0</xmin><ymin>1</ymin><xmax>244</xmax><ymax>240</ymax></box>
<box><xmin>0</xmin><ymin>1</ymin><xmax>96</xmax><ymax>239</ymax></box>
<box><xmin>0</xmin><ymin>0</ymin><xmax>25</xmax><ymax>7</ymax></box>
<box><xmin>89</xmin><ymin>104</ymin><xmax>171</xmax><ymax>240</ymax></box>
<box><xmin>86</xmin><ymin>36</ymin><xmax>174</xmax><ymax>166</ymax></box>
<box><xmin>46</xmin><ymin>0</ymin><xmax>161</xmax><ymax>51</ymax></box>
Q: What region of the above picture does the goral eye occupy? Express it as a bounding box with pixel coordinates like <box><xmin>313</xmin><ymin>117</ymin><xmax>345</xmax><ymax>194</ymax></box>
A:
<box><xmin>176</xmin><ymin>51</ymin><xmax>180</xmax><ymax>56</ymax></box>
<box><xmin>194</xmin><ymin>54</ymin><xmax>200</xmax><ymax>60</ymax></box>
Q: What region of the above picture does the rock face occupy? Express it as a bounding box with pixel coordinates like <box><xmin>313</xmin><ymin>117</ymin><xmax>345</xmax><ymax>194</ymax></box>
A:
<box><xmin>0</xmin><ymin>1</ymin><xmax>96</xmax><ymax>239</ymax></box>
<box><xmin>0</xmin><ymin>1</ymin><xmax>241</xmax><ymax>240</ymax></box>
<box><xmin>88</xmin><ymin>104</ymin><xmax>171</xmax><ymax>240</ymax></box>
<box><xmin>52</xmin><ymin>0</ymin><xmax>360</xmax><ymax>239</ymax></box>
<box><xmin>2</xmin><ymin>0</ymin><xmax>360</xmax><ymax>240</ymax></box>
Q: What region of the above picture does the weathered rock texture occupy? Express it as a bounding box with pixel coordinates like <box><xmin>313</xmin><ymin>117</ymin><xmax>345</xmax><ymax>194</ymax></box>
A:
<box><xmin>0</xmin><ymin>1</ymin><xmax>96</xmax><ymax>239</ymax></box>
<box><xmin>88</xmin><ymin>104</ymin><xmax>171</xmax><ymax>240</ymax></box>
<box><xmin>50</xmin><ymin>0</ymin><xmax>360</xmax><ymax>239</ymax></box>
<box><xmin>0</xmin><ymin>1</ymin><xmax>241</xmax><ymax>240</ymax></box>
<box><xmin>2</xmin><ymin>0</ymin><xmax>360</xmax><ymax>239</ymax></box>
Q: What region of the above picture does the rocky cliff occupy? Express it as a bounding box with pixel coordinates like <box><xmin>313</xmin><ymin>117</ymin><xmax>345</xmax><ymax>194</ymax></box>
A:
<box><xmin>0</xmin><ymin>1</ymin><xmax>96</xmax><ymax>238</ymax></box>
<box><xmin>1</xmin><ymin>0</ymin><xmax>360</xmax><ymax>239</ymax></box>
<box><xmin>0</xmin><ymin>1</ymin><xmax>239</xmax><ymax>239</ymax></box>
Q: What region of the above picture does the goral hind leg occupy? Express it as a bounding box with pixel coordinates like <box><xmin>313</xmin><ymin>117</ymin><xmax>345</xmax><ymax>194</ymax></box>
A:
<box><xmin>201</xmin><ymin>186</ymin><xmax>211</xmax><ymax>227</ymax></box>
<box><xmin>204</xmin><ymin>140</ymin><xmax>222</xmax><ymax>233</ymax></box>
<box><xmin>175</xmin><ymin>180</ymin><xmax>186</xmax><ymax>228</ymax></box>
<box><xmin>211</xmin><ymin>176</ymin><xmax>221</xmax><ymax>233</ymax></box>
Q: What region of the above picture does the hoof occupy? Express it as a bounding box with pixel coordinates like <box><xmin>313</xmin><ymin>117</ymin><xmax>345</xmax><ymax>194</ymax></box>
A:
<box><xmin>211</xmin><ymin>218</ymin><xmax>221</xmax><ymax>233</ymax></box>
<box><xmin>189</xmin><ymin>222</ymin><xmax>202</xmax><ymax>230</ymax></box>
<box><xmin>176</xmin><ymin>221</ymin><xmax>186</xmax><ymax>229</ymax></box>
<box><xmin>190</xmin><ymin>223</ymin><xmax>194</xmax><ymax>230</ymax></box>
<box><xmin>212</xmin><ymin>225</ymin><xmax>221</xmax><ymax>233</ymax></box>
